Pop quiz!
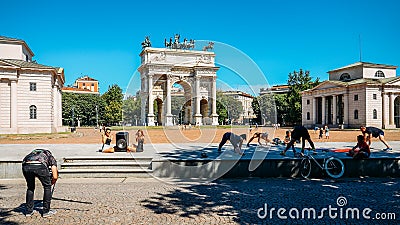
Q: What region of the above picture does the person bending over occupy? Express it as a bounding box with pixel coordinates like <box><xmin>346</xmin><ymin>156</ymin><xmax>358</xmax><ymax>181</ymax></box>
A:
<box><xmin>247</xmin><ymin>132</ymin><xmax>271</xmax><ymax>147</ymax></box>
<box><xmin>360</xmin><ymin>126</ymin><xmax>391</xmax><ymax>151</ymax></box>
<box><xmin>280</xmin><ymin>125</ymin><xmax>316</xmax><ymax>156</ymax></box>
<box><xmin>218</xmin><ymin>132</ymin><xmax>247</xmax><ymax>155</ymax></box>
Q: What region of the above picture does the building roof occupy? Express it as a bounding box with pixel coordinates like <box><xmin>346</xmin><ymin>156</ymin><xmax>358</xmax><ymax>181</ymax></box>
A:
<box><xmin>327</xmin><ymin>61</ymin><xmax>397</xmax><ymax>73</ymax></box>
<box><xmin>62</xmin><ymin>86</ymin><xmax>99</xmax><ymax>94</ymax></box>
<box><xmin>304</xmin><ymin>77</ymin><xmax>400</xmax><ymax>93</ymax></box>
<box><xmin>0</xmin><ymin>59</ymin><xmax>55</xmax><ymax>70</ymax></box>
<box><xmin>76</xmin><ymin>75</ymin><xmax>98</xmax><ymax>82</ymax></box>
<box><xmin>0</xmin><ymin>35</ymin><xmax>34</xmax><ymax>57</ymax></box>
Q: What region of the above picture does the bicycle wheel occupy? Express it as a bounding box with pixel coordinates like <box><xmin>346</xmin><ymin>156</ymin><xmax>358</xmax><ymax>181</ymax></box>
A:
<box><xmin>300</xmin><ymin>158</ymin><xmax>311</xmax><ymax>178</ymax></box>
<box><xmin>324</xmin><ymin>157</ymin><xmax>344</xmax><ymax>178</ymax></box>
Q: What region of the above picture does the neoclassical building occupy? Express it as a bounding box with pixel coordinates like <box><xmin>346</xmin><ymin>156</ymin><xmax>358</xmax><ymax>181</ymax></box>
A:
<box><xmin>138</xmin><ymin>47</ymin><xmax>219</xmax><ymax>126</ymax></box>
<box><xmin>302</xmin><ymin>62</ymin><xmax>400</xmax><ymax>129</ymax></box>
<box><xmin>0</xmin><ymin>36</ymin><xmax>65</xmax><ymax>134</ymax></box>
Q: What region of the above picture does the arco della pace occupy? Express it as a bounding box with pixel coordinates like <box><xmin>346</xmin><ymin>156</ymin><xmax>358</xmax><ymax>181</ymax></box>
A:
<box><xmin>138</xmin><ymin>36</ymin><xmax>219</xmax><ymax>126</ymax></box>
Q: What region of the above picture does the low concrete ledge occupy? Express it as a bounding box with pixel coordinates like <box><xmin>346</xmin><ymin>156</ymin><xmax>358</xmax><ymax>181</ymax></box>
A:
<box><xmin>0</xmin><ymin>160</ymin><xmax>23</xmax><ymax>179</ymax></box>
<box><xmin>151</xmin><ymin>157</ymin><xmax>400</xmax><ymax>179</ymax></box>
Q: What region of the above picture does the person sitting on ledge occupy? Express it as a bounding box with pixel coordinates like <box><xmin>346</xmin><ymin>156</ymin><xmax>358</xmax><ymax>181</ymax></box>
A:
<box><xmin>347</xmin><ymin>135</ymin><xmax>370</xmax><ymax>159</ymax></box>
<box><xmin>100</xmin><ymin>128</ymin><xmax>135</xmax><ymax>153</ymax></box>
<box><xmin>247</xmin><ymin>132</ymin><xmax>271</xmax><ymax>147</ymax></box>
<box><xmin>218</xmin><ymin>132</ymin><xmax>246</xmax><ymax>155</ymax></box>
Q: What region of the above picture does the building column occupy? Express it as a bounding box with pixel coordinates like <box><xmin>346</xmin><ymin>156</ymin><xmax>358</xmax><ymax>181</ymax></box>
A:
<box><xmin>389</xmin><ymin>93</ymin><xmax>395</xmax><ymax>126</ymax></box>
<box><xmin>382</xmin><ymin>92</ymin><xmax>386</xmax><ymax>129</ymax></box>
<box><xmin>165</xmin><ymin>75</ymin><xmax>173</xmax><ymax>126</ymax></box>
<box><xmin>321</xmin><ymin>96</ymin><xmax>326</xmax><ymax>125</ymax></box>
<box><xmin>343</xmin><ymin>92</ymin><xmax>349</xmax><ymax>127</ymax></box>
<box><xmin>312</xmin><ymin>97</ymin><xmax>317</xmax><ymax>125</ymax></box>
<box><xmin>194</xmin><ymin>76</ymin><xmax>202</xmax><ymax>125</ymax></box>
<box><xmin>332</xmin><ymin>95</ymin><xmax>337</xmax><ymax>125</ymax></box>
<box><xmin>211</xmin><ymin>77</ymin><xmax>219</xmax><ymax>125</ymax></box>
<box><xmin>10</xmin><ymin>80</ymin><xmax>17</xmax><ymax>133</ymax></box>
<box><xmin>52</xmin><ymin>84</ymin><xmax>58</xmax><ymax>132</ymax></box>
<box><xmin>147</xmin><ymin>75</ymin><xmax>155</xmax><ymax>126</ymax></box>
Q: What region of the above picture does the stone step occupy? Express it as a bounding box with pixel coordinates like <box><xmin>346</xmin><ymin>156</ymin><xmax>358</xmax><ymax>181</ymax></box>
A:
<box><xmin>63</xmin><ymin>156</ymin><xmax>153</xmax><ymax>163</ymax></box>
<box><xmin>58</xmin><ymin>168</ymin><xmax>153</xmax><ymax>178</ymax></box>
<box><xmin>61</xmin><ymin>161</ymin><xmax>151</xmax><ymax>170</ymax></box>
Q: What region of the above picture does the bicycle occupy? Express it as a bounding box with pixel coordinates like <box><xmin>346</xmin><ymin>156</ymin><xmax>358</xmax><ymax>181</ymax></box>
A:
<box><xmin>299</xmin><ymin>150</ymin><xmax>345</xmax><ymax>179</ymax></box>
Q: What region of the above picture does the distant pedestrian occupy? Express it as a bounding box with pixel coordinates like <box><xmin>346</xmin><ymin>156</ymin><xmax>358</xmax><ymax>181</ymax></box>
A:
<box><xmin>360</xmin><ymin>126</ymin><xmax>392</xmax><ymax>151</ymax></box>
<box><xmin>319</xmin><ymin>127</ymin><xmax>324</xmax><ymax>139</ymax></box>
<box><xmin>324</xmin><ymin>125</ymin><xmax>330</xmax><ymax>139</ymax></box>
<box><xmin>218</xmin><ymin>132</ymin><xmax>246</xmax><ymax>155</ymax></box>
<box><xmin>22</xmin><ymin>149</ymin><xmax>58</xmax><ymax>217</ymax></box>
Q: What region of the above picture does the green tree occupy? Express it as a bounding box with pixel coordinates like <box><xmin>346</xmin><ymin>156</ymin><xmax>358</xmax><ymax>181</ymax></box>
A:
<box><xmin>122</xmin><ymin>96</ymin><xmax>141</xmax><ymax>125</ymax></box>
<box><xmin>252</xmin><ymin>93</ymin><xmax>277</xmax><ymax>125</ymax></box>
<box><xmin>62</xmin><ymin>92</ymin><xmax>105</xmax><ymax>126</ymax></box>
<box><xmin>286</xmin><ymin>69</ymin><xmax>320</xmax><ymax>125</ymax></box>
<box><xmin>216</xmin><ymin>91</ymin><xmax>243</xmax><ymax>125</ymax></box>
<box><xmin>102</xmin><ymin>84</ymin><xmax>123</xmax><ymax>125</ymax></box>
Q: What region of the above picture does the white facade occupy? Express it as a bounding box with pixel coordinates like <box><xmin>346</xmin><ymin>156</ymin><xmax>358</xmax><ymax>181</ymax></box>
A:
<box><xmin>222</xmin><ymin>91</ymin><xmax>255</xmax><ymax>124</ymax></box>
<box><xmin>138</xmin><ymin>47</ymin><xmax>219</xmax><ymax>126</ymax></box>
<box><xmin>302</xmin><ymin>62</ymin><xmax>400</xmax><ymax>129</ymax></box>
<box><xmin>0</xmin><ymin>36</ymin><xmax>65</xmax><ymax>134</ymax></box>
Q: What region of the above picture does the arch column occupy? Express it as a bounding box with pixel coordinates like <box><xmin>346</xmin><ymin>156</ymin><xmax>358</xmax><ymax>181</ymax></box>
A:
<box><xmin>211</xmin><ymin>77</ymin><xmax>219</xmax><ymax>125</ymax></box>
<box><xmin>194</xmin><ymin>76</ymin><xmax>203</xmax><ymax>125</ymax></box>
<box><xmin>147</xmin><ymin>75</ymin><xmax>155</xmax><ymax>126</ymax></box>
<box><xmin>165</xmin><ymin>74</ymin><xmax>173</xmax><ymax>126</ymax></box>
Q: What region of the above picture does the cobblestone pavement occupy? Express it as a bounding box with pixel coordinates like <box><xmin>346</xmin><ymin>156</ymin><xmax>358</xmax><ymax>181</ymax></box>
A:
<box><xmin>0</xmin><ymin>177</ymin><xmax>399</xmax><ymax>225</ymax></box>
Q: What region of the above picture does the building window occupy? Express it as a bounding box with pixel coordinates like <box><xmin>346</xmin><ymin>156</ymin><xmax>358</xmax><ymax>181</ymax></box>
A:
<box><xmin>375</xmin><ymin>70</ymin><xmax>385</xmax><ymax>78</ymax></box>
<box><xmin>354</xmin><ymin>110</ymin><xmax>358</xmax><ymax>119</ymax></box>
<box><xmin>373</xmin><ymin>109</ymin><xmax>377</xmax><ymax>119</ymax></box>
<box><xmin>30</xmin><ymin>82</ymin><xmax>37</xmax><ymax>91</ymax></box>
<box><xmin>307</xmin><ymin>99</ymin><xmax>310</xmax><ymax>105</ymax></box>
<box><xmin>29</xmin><ymin>105</ymin><xmax>37</xmax><ymax>119</ymax></box>
<box><xmin>307</xmin><ymin>112</ymin><xmax>310</xmax><ymax>120</ymax></box>
<box><xmin>339</xmin><ymin>73</ymin><xmax>351</xmax><ymax>81</ymax></box>
<box><xmin>83</xmin><ymin>83</ymin><xmax>86</xmax><ymax>86</ymax></box>
<box><xmin>354</xmin><ymin>94</ymin><xmax>358</xmax><ymax>101</ymax></box>
<box><xmin>373</xmin><ymin>94</ymin><xmax>377</xmax><ymax>100</ymax></box>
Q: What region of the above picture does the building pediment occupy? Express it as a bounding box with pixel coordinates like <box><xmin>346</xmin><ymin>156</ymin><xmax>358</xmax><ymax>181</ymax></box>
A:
<box><xmin>311</xmin><ymin>81</ymin><xmax>346</xmax><ymax>91</ymax></box>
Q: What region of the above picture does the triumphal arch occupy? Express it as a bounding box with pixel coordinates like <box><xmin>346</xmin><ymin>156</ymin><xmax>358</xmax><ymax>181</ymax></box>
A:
<box><xmin>138</xmin><ymin>35</ymin><xmax>219</xmax><ymax>126</ymax></box>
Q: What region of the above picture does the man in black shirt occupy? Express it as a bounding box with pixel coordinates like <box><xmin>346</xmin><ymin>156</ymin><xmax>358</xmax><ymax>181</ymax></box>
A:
<box><xmin>360</xmin><ymin>126</ymin><xmax>392</xmax><ymax>151</ymax></box>
<box><xmin>22</xmin><ymin>149</ymin><xmax>58</xmax><ymax>217</ymax></box>
<box><xmin>280</xmin><ymin>125</ymin><xmax>316</xmax><ymax>157</ymax></box>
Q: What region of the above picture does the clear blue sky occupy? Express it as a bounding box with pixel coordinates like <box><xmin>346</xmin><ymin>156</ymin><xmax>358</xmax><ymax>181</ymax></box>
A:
<box><xmin>2</xmin><ymin>0</ymin><xmax>400</xmax><ymax>94</ymax></box>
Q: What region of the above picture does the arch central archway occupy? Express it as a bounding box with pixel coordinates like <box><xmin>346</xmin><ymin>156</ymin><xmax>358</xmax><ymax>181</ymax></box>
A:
<box><xmin>138</xmin><ymin>47</ymin><xmax>219</xmax><ymax>126</ymax></box>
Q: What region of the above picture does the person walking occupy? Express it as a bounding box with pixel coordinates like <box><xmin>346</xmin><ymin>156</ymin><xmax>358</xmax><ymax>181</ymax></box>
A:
<box><xmin>22</xmin><ymin>149</ymin><xmax>58</xmax><ymax>217</ymax></box>
<box><xmin>360</xmin><ymin>126</ymin><xmax>392</xmax><ymax>151</ymax></box>
<box><xmin>280</xmin><ymin>125</ymin><xmax>316</xmax><ymax>156</ymax></box>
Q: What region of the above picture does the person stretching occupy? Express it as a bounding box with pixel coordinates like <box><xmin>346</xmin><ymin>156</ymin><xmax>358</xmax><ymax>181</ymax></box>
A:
<box><xmin>218</xmin><ymin>132</ymin><xmax>247</xmax><ymax>155</ymax></box>
<box><xmin>360</xmin><ymin>126</ymin><xmax>392</xmax><ymax>151</ymax></box>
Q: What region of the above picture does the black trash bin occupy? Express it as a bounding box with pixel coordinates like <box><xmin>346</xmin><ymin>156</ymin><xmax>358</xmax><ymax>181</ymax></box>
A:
<box><xmin>70</xmin><ymin>127</ymin><xmax>76</xmax><ymax>133</ymax></box>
